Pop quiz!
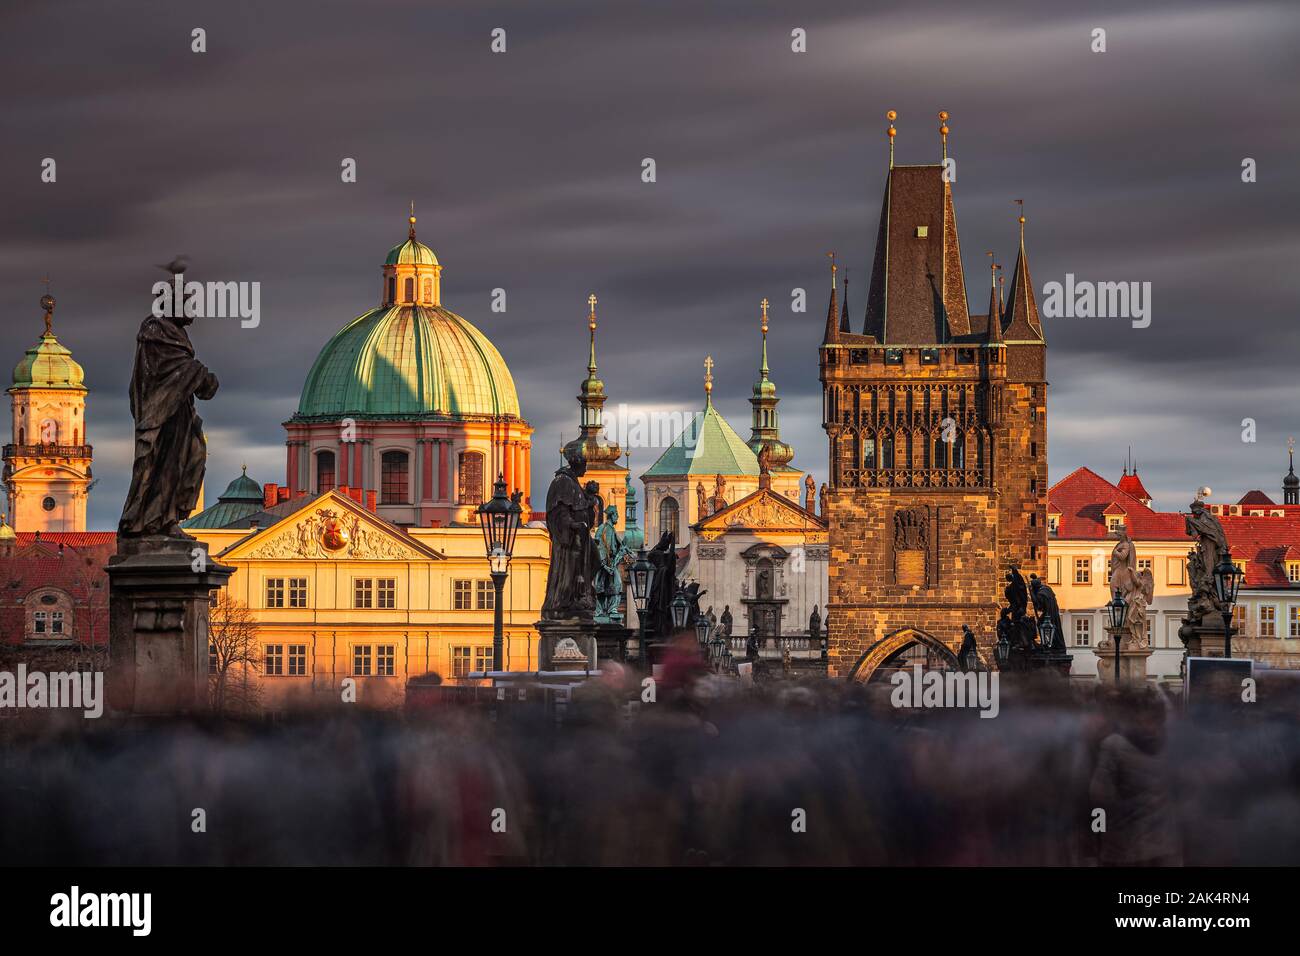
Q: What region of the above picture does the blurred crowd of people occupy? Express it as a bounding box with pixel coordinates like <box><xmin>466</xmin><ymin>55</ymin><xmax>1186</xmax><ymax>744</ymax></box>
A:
<box><xmin>1</xmin><ymin>659</ymin><xmax>1297</xmax><ymax>866</ymax></box>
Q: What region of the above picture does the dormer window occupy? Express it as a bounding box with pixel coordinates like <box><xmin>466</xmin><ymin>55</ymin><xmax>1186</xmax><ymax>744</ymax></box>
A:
<box><xmin>1287</xmin><ymin>560</ymin><xmax>1300</xmax><ymax>584</ymax></box>
<box><xmin>1106</xmin><ymin>516</ymin><xmax>1124</xmax><ymax>533</ymax></box>
<box><xmin>1048</xmin><ymin>514</ymin><xmax>1059</xmax><ymax>534</ymax></box>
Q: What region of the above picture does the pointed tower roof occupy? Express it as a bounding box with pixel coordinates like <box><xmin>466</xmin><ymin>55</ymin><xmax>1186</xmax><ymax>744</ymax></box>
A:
<box><xmin>1285</xmin><ymin>438</ymin><xmax>1299</xmax><ymax>491</ymax></box>
<box><xmin>1002</xmin><ymin>206</ymin><xmax>1044</xmax><ymax>342</ymax></box>
<box><xmin>747</xmin><ymin>298</ymin><xmax>794</xmax><ymax>469</ymax></box>
<box><xmin>821</xmin><ymin>253</ymin><xmax>840</xmax><ymax>344</ymax></box>
<box><xmin>563</xmin><ymin>293</ymin><xmax>623</xmax><ymax>468</ymax></box>
<box><xmin>839</xmin><ymin>268</ymin><xmax>851</xmax><ymax>334</ymax></box>
<box><xmin>643</xmin><ymin>357</ymin><xmax>760</xmax><ymax>478</ymax></box>
<box><xmin>862</xmin><ymin>111</ymin><xmax>970</xmax><ymax>343</ymax></box>
<box><xmin>985</xmin><ymin>253</ymin><xmax>1003</xmax><ymax>344</ymax></box>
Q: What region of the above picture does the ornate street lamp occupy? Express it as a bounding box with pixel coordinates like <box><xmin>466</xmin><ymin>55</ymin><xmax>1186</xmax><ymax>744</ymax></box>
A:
<box><xmin>630</xmin><ymin>548</ymin><xmax>654</xmax><ymax>666</ymax></box>
<box><xmin>1214</xmin><ymin>550</ymin><xmax>1244</xmax><ymax>658</ymax></box>
<box><xmin>1106</xmin><ymin>590</ymin><xmax>1128</xmax><ymax>682</ymax></box>
<box><xmin>1039</xmin><ymin>616</ymin><xmax>1057</xmax><ymax>653</ymax></box>
<box><xmin>670</xmin><ymin>588</ymin><xmax>690</xmax><ymax>632</ymax></box>
<box><xmin>477</xmin><ymin>474</ymin><xmax>522</xmax><ymax>672</ymax></box>
<box><xmin>994</xmin><ymin>629</ymin><xmax>1010</xmax><ymax>669</ymax></box>
<box><xmin>694</xmin><ymin>615</ymin><xmax>712</xmax><ymax>648</ymax></box>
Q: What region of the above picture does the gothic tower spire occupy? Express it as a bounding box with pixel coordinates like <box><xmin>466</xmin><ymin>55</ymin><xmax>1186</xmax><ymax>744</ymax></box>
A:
<box><xmin>748</xmin><ymin>298</ymin><xmax>794</xmax><ymax>469</ymax></box>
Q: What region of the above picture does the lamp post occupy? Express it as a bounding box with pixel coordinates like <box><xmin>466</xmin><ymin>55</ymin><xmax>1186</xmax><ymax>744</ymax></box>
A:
<box><xmin>995</xmin><ymin>629</ymin><xmax>1010</xmax><ymax>670</ymax></box>
<box><xmin>1214</xmin><ymin>549</ymin><xmax>1244</xmax><ymax>658</ymax></box>
<box><xmin>694</xmin><ymin>615</ymin><xmax>712</xmax><ymax>650</ymax></box>
<box><xmin>1106</xmin><ymin>590</ymin><xmax>1128</xmax><ymax>683</ymax></box>
<box><xmin>477</xmin><ymin>474</ymin><xmax>522</xmax><ymax>672</ymax></box>
<box><xmin>1039</xmin><ymin>616</ymin><xmax>1057</xmax><ymax>654</ymax></box>
<box><xmin>629</xmin><ymin>549</ymin><xmax>655</xmax><ymax>666</ymax></box>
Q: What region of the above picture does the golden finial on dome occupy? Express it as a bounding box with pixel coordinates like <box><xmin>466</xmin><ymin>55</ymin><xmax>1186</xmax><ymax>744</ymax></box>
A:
<box><xmin>588</xmin><ymin>292</ymin><xmax>598</xmax><ymax>331</ymax></box>
<box><xmin>408</xmin><ymin>200</ymin><xmax>417</xmax><ymax>240</ymax></box>
<box><xmin>704</xmin><ymin>354</ymin><xmax>714</xmax><ymax>397</ymax></box>
<box><xmin>760</xmin><ymin>297</ymin><xmax>769</xmax><ymax>334</ymax></box>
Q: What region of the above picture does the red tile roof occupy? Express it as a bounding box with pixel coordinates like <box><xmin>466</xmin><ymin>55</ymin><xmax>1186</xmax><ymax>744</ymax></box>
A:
<box><xmin>0</xmin><ymin>534</ymin><xmax>114</xmax><ymax>644</ymax></box>
<box><xmin>1220</xmin><ymin>514</ymin><xmax>1300</xmax><ymax>590</ymax></box>
<box><xmin>1116</xmin><ymin>471</ymin><xmax>1152</xmax><ymax>502</ymax></box>
<box><xmin>1048</xmin><ymin>467</ymin><xmax>1185</xmax><ymax>540</ymax></box>
<box><xmin>1238</xmin><ymin>490</ymin><xmax>1277</xmax><ymax>506</ymax></box>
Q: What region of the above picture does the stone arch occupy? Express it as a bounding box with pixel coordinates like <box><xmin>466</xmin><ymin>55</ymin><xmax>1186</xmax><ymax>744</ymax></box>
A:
<box><xmin>847</xmin><ymin>626</ymin><xmax>961</xmax><ymax>683</ymax></box>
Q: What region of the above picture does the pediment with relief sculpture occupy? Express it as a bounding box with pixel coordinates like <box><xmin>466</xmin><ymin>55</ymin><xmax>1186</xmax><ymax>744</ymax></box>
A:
<box><xmin>694</xmin><ymin>488</ymin><xmax>827</xmax><ymax>542</ymax></box>
<box><xmin>220</xmin><ymin>492</ymin><xmax>439</xmax><ymax>562</ymax></box>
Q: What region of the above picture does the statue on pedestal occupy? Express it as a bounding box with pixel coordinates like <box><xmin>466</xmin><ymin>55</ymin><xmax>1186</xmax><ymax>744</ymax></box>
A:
<box><xmin>1184</xmin><ymin>496</ymin><xmax>1229</xmax><ymax>627</ymax></box>
<box><xmin>1029</xmin><ymin>575</ymin><xmax>1066</xmax><ymax>651</ymax></box>
<box><xmin>118</xmin><ymin>282</ymin><xmax>219</xmax><ymax>540</ymax></box>
<box><xmin>594</xmin><ymin>503</ymin><xmax>627</xmax><ymax>623</ymax></box>
<box><xmin>541</xmin><ymin>446</ymin><xmax>599</xmax><ymax>621</ymax></box>
<box><xmin>1109</xmin><ymin>530</ymin><xmax>1154</xmax><ymax>648</ymax></box>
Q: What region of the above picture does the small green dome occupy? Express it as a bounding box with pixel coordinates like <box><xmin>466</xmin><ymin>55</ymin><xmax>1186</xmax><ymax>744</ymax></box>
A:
<box><xmin>385</xmin><ymin>238</ymin><xmax>439</xmax><ymax>266</ymax></box>
<box><xmin>220</xmin><ymin>469</ymin><xmax>263</xmax><ymax>502</ymax></box>
<box><xmin>13</xmin><ymin>331</ymin><xmax>85</xmax><ymax>390</ymax></box>
<box><xmin>181</xmin><ymin>467</ymin><xmax>264</xmax><ymax>530</ymax></box>
<box><xmin>295</xmin><ymin>304</ymin><xmax>521</xmax><ymax>420</ymax></box>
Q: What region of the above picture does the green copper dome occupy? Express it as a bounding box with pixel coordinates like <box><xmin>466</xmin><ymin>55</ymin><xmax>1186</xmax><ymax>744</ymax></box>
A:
<box><xmin>295</xmin><ymin>304</ymin><xmax>521</xmax><ymax>420</ymax></box>
<box><xmin>181</xmin><ymin>467</ymin><xmax>264</xmax><ymax>530</ymax></box>
<box><xmin>384</xmin><ymin>237</ymin><xmax>439</xmax><ymax>266</ymax></box>
<box><xmin>13</xmin><ymin>331</ymin><xmax>85</xmax><ymax>390</ymax></box>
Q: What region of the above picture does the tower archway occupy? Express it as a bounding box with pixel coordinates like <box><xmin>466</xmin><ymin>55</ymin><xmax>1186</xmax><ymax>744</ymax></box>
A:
<box><xmin>847</xmin><ymin>626</ymin><xmax>962</xmax><ymax>683</ymax></box>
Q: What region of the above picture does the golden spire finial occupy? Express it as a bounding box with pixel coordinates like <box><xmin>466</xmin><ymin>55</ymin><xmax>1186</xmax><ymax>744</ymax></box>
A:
<box><xmin>760</xmin><ymin>297</ymin><xmax>770</xmax><ymax>333</ymax></box>
<box><xmin>986</xmin><ymin>250</ymin><xmax>997</xmax><ymax>288</ymax></box>
<box><xmin>939</xmin><ymin>110</ymin><xmax>949</xmax><ymax>162</ymax></box>
<box><xmin>828</xmin><ymin>250</ymin><xmax>837</xmax><ymax>288</ymax></box>
<box><xmin>704</xmin><ymin>355</ymin><xmax>714</xmax><ymax>399</ymax></box>
<box><xmin>886</xmin><ymin>110</ymin><xmax>897</xmax><ymax>168</ymax></box>
<box><xmin>587</xmin><ymin>292</ymin><xmax>598</xmax><ymax>330</ymax></box>
<box><xmin>408</xmin><ymin>200</ymin><xmax>417</xmax><ymax>240</ymax></box>
<box><xmin>1014</xmin><ymin>198</ymin><xmax>1025</xmax><ymax>242</ymax></box>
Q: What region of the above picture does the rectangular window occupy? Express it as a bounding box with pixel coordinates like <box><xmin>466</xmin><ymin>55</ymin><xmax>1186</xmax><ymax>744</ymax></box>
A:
<box><xmin>288</xmin><ymin>578</ymin><xmax>308</xmax><ymax>608</ymax></box>
<box><xmin>34</xmin><ymin>611</ymin><xmax>46</xmax><ymax>634</ymax></box>
<box><xmin>1288</xmin><ymin>562</ymin><xmax>1300</xmax><ymax>583</ymax></box>
<box><xmin>476</xmin><ymin>579</ymin><xmax>495</xmax><ymax>610</ymax></box>
<box><xmin>266</xmin><ymin>578</ymin><xmax>286</xmax><ymax>608</ymax></box>
<box><xmin>376</xmin><ymin>578</ymin><xmax>396</xmax><ymax>609</ymax></box>
<box><xmin>209</xmin><ymin>643</ymin><xmax>217</xmax><ymax>674</ymax></box>
<box><xmin>287</xmin><ymin>644</ymin><xmax>308</xmax><ymax>676</ymax></box>
<box><xmin>1106</xmin><ymin>516</ymin><xmax>1124</xmax><ymax>533</ymax></box>
<box><xmin>51</xmin><ymin>611</ymin><xmax>63</xmax><ymax>634</ymax></box>
<box><xmin>1145</xmin><ymin>617</ymin><xmax>1152</xmax><ymax>647</ymax></box>
<box><xmin>376</xmin><ymin>645</ymin><xmax>395</xmax><ymax>676</ymax></box>
<box><xmin>1048</xmin><ymin>515</ymin><xmax>1059</xmax><ymax>533</ymax></box>
<box><xmin>354</xmin><ymin>579</ymin><xmax>373</xmax><ymax>609</ymax></box>
<box><xmin>474</xmin><ymin>646</ymin><xmax>493</xmax><ymax>673</ymax></box>
<box><xmin>1137</xmin><ymin>558</ymin><xmax>1153</xmax><ymax>574</ymax></box>
<box><xmin>1047</xmin><ymin>556</ymin><xmax>1062</xmax><ymax>585</ymax></box>
<box><xmin>1073</xmin><ymin>558</ymin><xmax>1091</xmax><ymax>585</ymax></box>
<box><xmin>1073</xmin><ymin>618</ymin><xmax>1091</xmax><ymax>647</ymax></box>
<box><xmin>451</xmin><ymin>646</ymin><xmax>472</xmax><ymax>678</ymax></box>
<box><xmin>453</xmin><ymin>579</ymin><xmax>473</xmax><ymax>610</ymax></box>
<box><xmin>1167</xmin><ymin>556</ymin><xmax>1186</xmax><ymax>587</ymax></box>
<box><xmin>265</xmin><ymin>644</ymin><xmax>284</xmax><ymax>676</ymax></box>
<box><xmin>1260</xmin><ymin>605</ymin><xmax>1277</xmax><ymax>638</ymax></box>
<box><xmin>353</xmin><ymin>645</ymin><xmax>372</xmax><ymax>676</ymax></box>
<box><xmin>1290</xmin><ymin>606</ymin><xmax>1300</xmax><ymax>638</ymax></box>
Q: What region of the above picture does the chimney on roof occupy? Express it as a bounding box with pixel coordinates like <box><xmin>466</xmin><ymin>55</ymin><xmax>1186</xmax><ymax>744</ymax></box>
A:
<box><xmin>277</xmin><ymin>486</ymin><xmax>290</xmax><ymax>504</ymax></box>
<box><xmin>263</xmin><ymin>483</ymin><xmax>279</xmax><ymax>509</ymax></box>
<box><xmin>366</xmin><ymin>490</ymin><xmax>377</xmax><ymax>513</ymax></box>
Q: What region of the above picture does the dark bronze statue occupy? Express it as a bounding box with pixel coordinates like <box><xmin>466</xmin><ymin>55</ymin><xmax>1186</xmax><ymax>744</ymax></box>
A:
<box><xmin>643</xmin><ymin>529</ymin><xmax>677</xmax><ymax>636</ymax></box>
<box><xmin>119</xmin><ymin>275</ymin><xmax>219</xmax><ymax>539</ymax></box>
<box><xmin>1029</xmin><ymin>574</ymin><xmax>1066</xmax><ymax>651</ymax></box>
<box><xmin>541</xmin><ymin>446</ymin><xmax>599</xmax><ymax>621</ymax></box>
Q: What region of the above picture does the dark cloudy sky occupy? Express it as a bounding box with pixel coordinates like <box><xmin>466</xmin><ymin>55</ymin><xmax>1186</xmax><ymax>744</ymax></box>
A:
<box><xmin>2</xmin><ymin>0</ymin><xmax>1298</xmax><ymax>529</ymax></box>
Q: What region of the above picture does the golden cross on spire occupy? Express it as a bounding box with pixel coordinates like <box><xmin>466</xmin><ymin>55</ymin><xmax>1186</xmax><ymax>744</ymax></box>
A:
<box><xmin>588</xmin><ymin>292</ymin><xmax>598</xmax><ymax>329</ymax></box>
<box><xmin>704</xmin><ymin>355</ymin><xmax>714</xmax><ymax>395</ymax></box>
<box><xmin>1290</xmin><ymin>437</ymin><xmax>1295</xmax><ymax>454</ymax></box>
<box><xmin>760</xmin><ymin>297</ymin><xmax>769</xmax><ymax>333</ymax></box>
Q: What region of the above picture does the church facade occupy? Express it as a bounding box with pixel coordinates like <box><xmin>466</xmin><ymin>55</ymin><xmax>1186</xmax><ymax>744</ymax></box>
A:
<box><xmin>820</xmin><ymin>116</ymin><xmax>1048</xmax><ymax>680</ymax></box>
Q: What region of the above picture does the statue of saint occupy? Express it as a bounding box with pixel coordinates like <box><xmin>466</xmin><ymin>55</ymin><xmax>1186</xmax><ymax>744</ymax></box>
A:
<box><xmin>808</xmin><ymin>605</ymin><xmax>821</xmax><ymax>639</ymax></box>
<box><xmin>696</xmin><ymin>482</ymin><xmax>707</xmax><ymax>517</ymax></box>
<box><xmin>819</xmin><ymin>482</ymin><xmax>828</xmax><ymax>517</ymax></box>
<box><xmin>118</xmin><ymin>294</ymin><xmax>219</xmax><ymax>538</ymax></box>
<box><xmin>1184</xmin><ymin>497</ymin><xmax>1230</xmax><ymax>623</ymax></box>
<box><xmin>719</xmin><ymin>605</ymin><xmax>733</xmax><ymax>639</ymax></box>
<box><xmin>1108</xmin><ymin>531</ymin><xmax>1154</xmax><ymax>648</ymax></box>
<box><xmin>643</xmin><ymin>530</ymin><xmax>678</xmax><ymax>636</ymax></box>
<box><xmin>756</xmin><ymin>443</ymin><xmax>771</xmax><ymax>476</ymax></box>
<box><xmin>958</xmin><ymin>624</ymin><xmax>979</xmax><ymax>671</ymax></box>
<box><xmin>1029</xmin><ymin>575</ymin><xmax>1066</xmax><ymax>651</ymax></box>
<box><xmin>541</xmin><ymin>447</ymin><xmax>599</xmax><ymax>621</ymax></box>
<box><xmin>594</xmin><ymin>503</ymin><xmax>627</xmax><ymax>623</ymax></box>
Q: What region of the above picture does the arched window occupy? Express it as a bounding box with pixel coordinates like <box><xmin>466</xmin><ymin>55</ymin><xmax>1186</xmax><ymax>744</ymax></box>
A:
<box><xmin>423</xmin><ymin>278</ymin><xmax>432</xmax><ymax>302</ymax></box>
<box><xmin>18</xmin><ymin>427</ymin><xmax>24</xmax><ymax>445</ymax></box>
<box><xmin>458</xmin><ymin>451</ymin><xmax>484</xmax><ymax>505</ymax></box>
<box><xmin>316</xmin><ymin>450</ymin><xmax>336</xmax><ymax>493</ymax></box>
<box><xmin>659</xmin><ymin>496</ymin><xmax>679</xmax><ymax>538</ymax></box>
<box><xmin>881</xmin><ymin>435</ymin><xmax>895</xmax><ymax>470</ymax></box>
<box><xmin>387</xmin><ymin>277</ymin><xmax>396</xmax><ymax>303</ymax></box>
<box><xmin>953</xmin><ymin>432</ymin><xmax>966</xmax><ymax>469</ymax></box>
<box><xmin>862</xmin><ymin>438</ymin><xmax>876</xmax><ymax>469</ymax></box>
<box><xmin>404</xmin><ymin>277</ymin><xmax>415</xmax><ymax>302</ymax></box>
<box><xmin>933</xmin><ymin>434</ymin><xmax>948</xmax><ymax>468</ymax></box>
<box><xmin>381</xmin><ymin>450</ymin><xmax>409</xmax><ymax>504</ymax></box>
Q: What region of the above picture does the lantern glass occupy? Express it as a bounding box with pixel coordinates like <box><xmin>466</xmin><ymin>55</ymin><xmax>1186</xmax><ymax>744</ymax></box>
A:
<box><xmin>630</xmin><ymin>549</ymin><xmax>653</xmax><ymax>612</ymax></box>
<box><xmin>488</xmin><ymin>547</ymin><xmax>509</xmax><ymax>576</ymax></box>
<box><xmin>670</xmin><ymin>590</ymin><xmax>689</xmax><ymax>630</ymax></box>
<box><xmin>995</xmin><ymin>634</ymin><xmax>1009</xmax><ymax>666</ymax></box>
<box><xmin>477</xmin><ymin>474</ymin><xmax>521</xmax><ymax>565</ymax></box>
<box><xmin>1214</xmin><ymin>552</ymin><xmax>1243</xmax><ymax>608</ymax></box>
<box><xmin>695</xmin><ymin>618</ymin><xmax>711</xmax><ymax>645</ymax></box>
<box><xmin>1106</xmin><ymin>591</ymin><xmax>1128</xmax><ymax>631</ymax></box>
<box><xmin>1039</xmin><ymin>617</ymin><xmax>1056</xmax><ymax>649</ymax></box>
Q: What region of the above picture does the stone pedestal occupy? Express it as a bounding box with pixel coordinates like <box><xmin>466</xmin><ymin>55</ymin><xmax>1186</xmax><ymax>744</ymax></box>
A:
<box><xmin>593</xmin><ymin>622</ymin><xmax>633</xmax><ymax>664</ymax></box>
<box><xmin>1177</xmin><ymin>619</ymin><xmax>1234</xmax><ymax>659</ymax></box>
<box><xmin>107</xmin><ymin>536</ymin><xmax>233</xmax><ymax>716</ymax></box>
<box><xmin>536</xmin><ymin>619</ymin><xmax>598</xmax><ymax>672</ymax></box>
<box><xmin>1094</xmin><ymin>627</ymin><xmax>1154</xmax><ymax>683</ymax></box>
